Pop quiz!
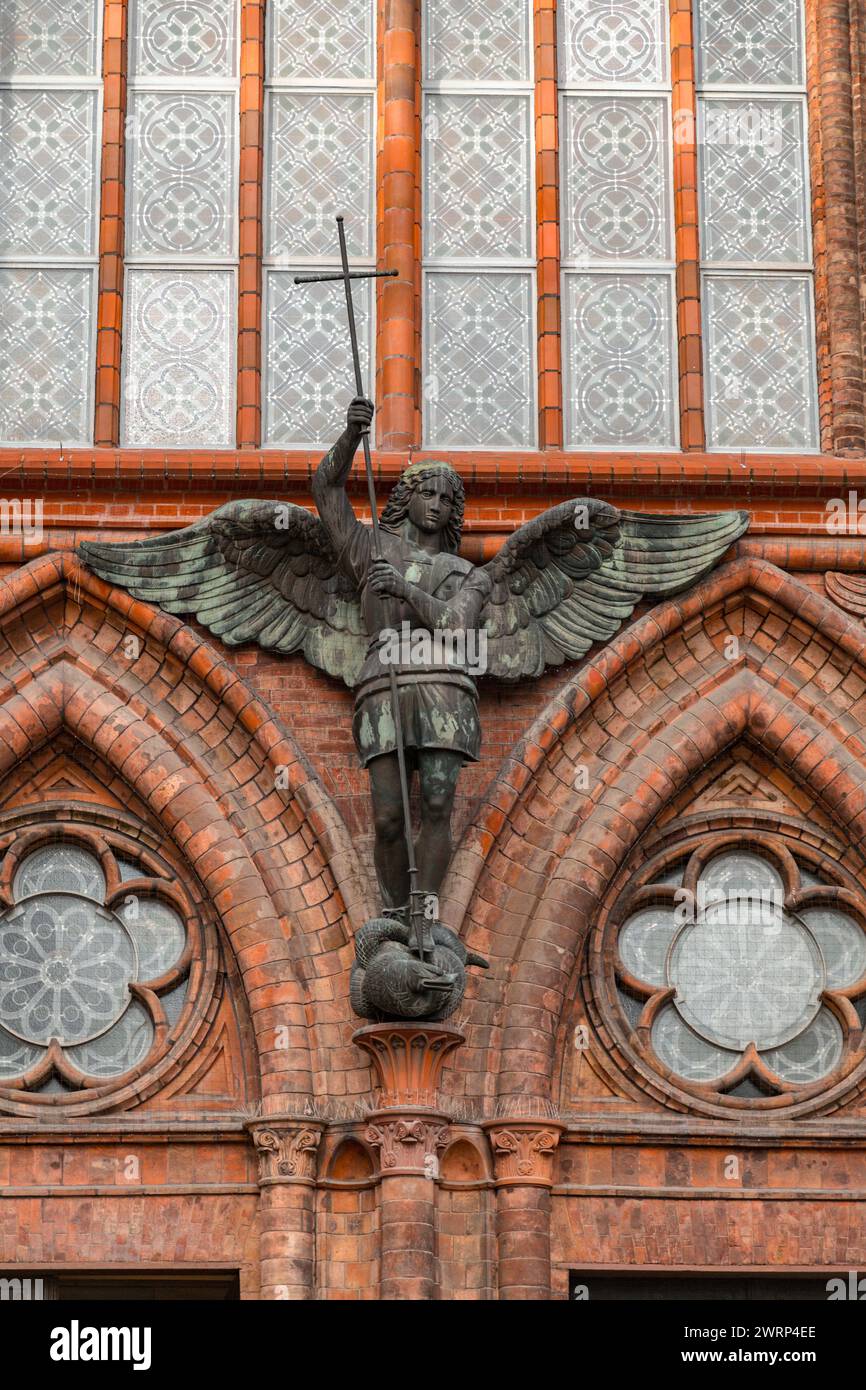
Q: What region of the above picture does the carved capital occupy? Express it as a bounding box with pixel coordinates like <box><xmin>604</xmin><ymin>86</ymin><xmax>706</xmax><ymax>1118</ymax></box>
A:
<box><xmin>365</xmin><ymin>1114</ymin><xmax>450</xmax><ymax>1178</ymax></box>
<box><xmin>484</xmin><ymin>1121</ymin><xmax>564</xmax><ymax>1187</ymax></box>
<box><xmin>247</xmin><ymin>1120</ymin><xmax>325</xmax><ymax>1186</ymax></box>
<box><xmin>353</xmin><ymin>1023</ymin><xmax>464</xmax><ymax>1108</ymax></box>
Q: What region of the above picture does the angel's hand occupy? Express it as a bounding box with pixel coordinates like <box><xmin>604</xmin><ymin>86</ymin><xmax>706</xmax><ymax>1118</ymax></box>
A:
<box><xmin>347</xmin><ymin>395</ymin><xmax>374</xmax><ymax>436</ymax></box>
<box><xmin>369</xmin><ymin>558</ymin><xmax>409</xmax><ymax>600</ymax></box>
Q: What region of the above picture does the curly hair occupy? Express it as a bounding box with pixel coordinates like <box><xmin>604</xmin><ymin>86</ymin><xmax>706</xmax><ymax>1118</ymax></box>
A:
<box><xmin>380</xmin><ymin>460</ymin><xmax>465</xmax><ymax>554</ymax></box>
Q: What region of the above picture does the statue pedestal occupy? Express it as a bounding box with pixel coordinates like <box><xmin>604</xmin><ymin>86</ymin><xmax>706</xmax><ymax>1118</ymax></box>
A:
<box><xmin>353</xmin><ymin>1022</ymin><xmax>464</xmax><ymax>1299</ymax></box>
<box><xmin>353</xmin><ymin>1022</ymin><xmax>464</xmax><ymax>1110</ymax></box>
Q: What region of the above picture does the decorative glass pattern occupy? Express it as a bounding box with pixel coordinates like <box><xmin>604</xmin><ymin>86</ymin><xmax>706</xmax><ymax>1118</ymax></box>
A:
<box><xmin>695</xmin><ymin>0</ymin><xmax>804</xmax><ymax>86</ymax></box>
<box><xmin>703</xmin><ymin>274</ymin><xmax>817</xmax><ymax>449</ymax></box>
<box><xmin>265</xmin><ymin>92</ymin><xmax>374</xmax><ymax>260</ymax></box>
<box><xmin>563</xmin><ymin>274</ymin><xmax>675</xmax><ymax>446</ymax></box>
<box><xmin>616</xmin><ymin>846</ymin><xmax>865</xmax><ymax>1094</ymax></box>
<box><xmin>122</xmin><ymin>270</ymin><xmax>234</xmax><ymax>447</ymax></box>
<box><xmin>424</xmin><ymin>271</ymin><xmax>535</xmax><ymax>447</ymax></box>
<box><xmin>559</xmin><ymin>0</ymin><xmax>667</xmax><ymax>86</ymax></box>
<box><xmin>0</xmin><ymin>268</ymin><xmax>94</xmax><ymax>444</ymax></box>
<box><xmin>0</xmin><ymin>840</ymin><xmax>190</xmax><ymax>1086</ymax></box>
<box><xmin>424</xmin><ymin>94</ymin><xmax>532</xmax><ymax>261</ymax></box>
<box><xmin>126</xmin><ymin>92</ymin><xmax>236</xmax><ymax>258</ymax></box>
<box><xmin>0</xmin><ymin>89</ymin><xmax>98</xmax><ymax>258</ymax></box>
<box><xmin>129</xmin><ymin>0</ymin><xmax>237</xmax><ymax>77</ymax></box>
<box><xmin>264</xmin><ymin>270</ymin><xmax>372</xmax><ymax>445</ymax></box>
<box><xmin>562</xmin><ymin>96</ymin><xmax>670</xmax><ymax>262</ymax></box>
<box><xmin>424</xmin><ymin>0</ymin><xmax>531</xmax><ymax>82</ymax></box>
<box><xmin>0</xmin><ymin>0</ymin><xmax>99</xmax><ymax>77</ymax></box>
<box><xmin>268</xmin><ymin>0</ymin><xmax>374</xmax><ymax>80</ymax></box>
<box><xmin>699</xmin><ymin>99</ymin><xmax>808</xmax><ymax>263</ymax></box>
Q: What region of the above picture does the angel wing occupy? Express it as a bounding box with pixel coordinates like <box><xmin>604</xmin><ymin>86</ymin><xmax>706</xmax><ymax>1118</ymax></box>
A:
<box><xmin>78</xmin><ymin>500</ymin><xmax>367</xmax><ymax>687</ymax></box>
<box><xmin>480</xmin><ymin>500</ymin><xmax>749</xmax><ymax>680</ymax></box>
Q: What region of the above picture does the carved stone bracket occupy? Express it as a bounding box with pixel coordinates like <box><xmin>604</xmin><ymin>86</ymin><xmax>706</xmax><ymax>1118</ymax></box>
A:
<box><xmin>483</xmin><ymin>1121</ymin><xmax>565</xmax><ymax>1188</ymax></box>
<box><xmin>246</xmin><ymin>1119</ymin><xmax>325</xmax><ymax>1187</ymax></box>
<box><xmin>353</xmin><ymin>1022</ymin><xmax>464</xmax><ymax>1109</ymax></box>
<box><xmin>365</xmin><ymin>1114</ymin><xmax>450</xmax><ymax>1178</ymax></box>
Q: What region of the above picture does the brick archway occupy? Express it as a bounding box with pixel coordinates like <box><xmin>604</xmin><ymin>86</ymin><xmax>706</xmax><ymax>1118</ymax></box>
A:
<box><xmin>443</xmin><ymin>558</ymin><xmax>866</xmax><ymax>1112</ymax></box>
<box><xmin>0</xmin><ymin>553</ymin><xmax>376</xmax><ymax>1110</ymax></box>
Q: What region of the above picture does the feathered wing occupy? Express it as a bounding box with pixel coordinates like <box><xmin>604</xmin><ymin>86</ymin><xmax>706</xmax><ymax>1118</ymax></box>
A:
<box><xmin>78</xmin><ymin>500</ymin><xmax>367</xmax><ymax>686</ymax></box>
<box><xmin>481</xmin><ymin>501</ymin><xmax>750</xmax><ymax>680</ymax></box>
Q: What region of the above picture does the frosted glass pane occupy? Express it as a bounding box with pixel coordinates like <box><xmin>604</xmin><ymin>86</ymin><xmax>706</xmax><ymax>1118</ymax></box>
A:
<box><xmin>0</xmin><ymin>268</ymin><xmax>94</xmax><ymax>445</ymax></box>
<box><xmin>129</xmin><ymin>0</ymin><xmax>237</xmax><ymax>77</ymax></box>
<box><xmin>0</xmin><ymin>896</ymin><xmax>135</xmax><ymax>1045</ymax></box>
<box><xmin>619</xmin><ymin>906</ymin><xmax>678</xmax><ymax>985</ymax></box>
<box><xmin>0</xmin><ymin>1026</ymin><xmax>43</xmax><ymax>1079</ymax></box>
<box><xmin>424</xmin><ymin>94</ymin><xmax>532</xmax><ymax>261</ymax></box>
<box><xmin>699</xmin><ymin>99</ymin><xmax>809</xmax><ymax>263</ymax></box>
<box><xmin>699</xmin><ymin>851</ymin><xmax>783</xmax><ymax>901</ymax></box>
<box><xmin>122</xmin><ymin>270</ymin><xmax>234</xmax><ymax>447</ymax></box>
<box><xmin>124</xmin><ymin>899</ymin><xmax>186</xmax><ymax>980</ymax></box>
<box><xmin>265</xmin><ymin>269</ymin><xmax>372</xmax><ymax>445</ymax></box>
<box><xmin>268</xmin><ymin>0</ymin><xmax>374</xmax><ymax>79</ymax></box>
<box><xmin>0</xmin><ymin>89</ymin><xmax>98</xmax><ymax>257</ymax></box>
<box><xmin>126</xmin><ymin>93</ymin><xmax>235</xmax><ymax>258</ymax></box>
<box><xmin>652</xmin><ymin>1006</ymin><xmax>734</xmax><ymax>1081</ymax></box>
<box><xmin>0</xmin><ymin>0</ymin><xmax>99</xmax><ymax>77</ymax></box>
<box><xmin>563</xmin><ymin>274</ymin><xmax>675</xmax><ymax>447</ymax></box>
<box><xmin>562</xmin><ymin>96</ymin><xmax>670</xmax><ymax>262</ymax></box>
<box><xmin>799</xmin><ymin>908</ymin><xmax>866</xmax><ymax>991</ymax></box>
<box><xmin>669</xmin><ymin>900</ymin><xmax>824</xmax><ymax>1050</ymax></box>
<box><xmin>14</xmin><ymin>845</ymin><xmax>105</xmax><ymax>902</ymax></box>
<box><xmin>559</xmin><ymin>0</ymin><xmax>667</xmax><ymax>85</ymax></box>
<box><xmin>762</xmin><ymin>1007</ymin><xmax>842</xmax><ymax>1084</ymax></box>
<box><xmin>265</xmin><ymin>92</ymin><xmax>374</xmax><ymax>259</ymax></box>
<box><xmin>695</xmin><ymin>0</ymin><xmax>804</xmax><ymax>86</ymax></box>
<box><xmin>424</xmin><ymin>271</ymin><xmax>535</xmax><ymax>447</ymax></box>
<box><xmin>704</xmin><ymin>274</ymin><xmax>817</xmax><ymax>449</ymax></box>
<box><xmin>66</xmin><ymin>1000</ymin><xmax>154</xmax><ymax>1077</ymax></box>
<box><xmin>424</xmin><ymin>0</ymin><xmax>531</xmax><ymax>82</ymax></box>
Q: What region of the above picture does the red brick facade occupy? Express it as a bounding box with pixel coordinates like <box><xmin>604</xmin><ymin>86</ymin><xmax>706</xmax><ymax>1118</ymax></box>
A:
<box><xmin>0</xmin><ymin>0</ymin><xmax>866</xmax><ymax>1301</ymax></box>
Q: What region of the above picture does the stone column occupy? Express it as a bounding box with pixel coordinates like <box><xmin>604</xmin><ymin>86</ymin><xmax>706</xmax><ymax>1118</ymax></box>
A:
<box><xmin>247</xmin><ymin>1118</ymin><xmax>324</xmax><ymax>1300</ymax></box>
<box><xmin>355</xmin><ymin>1023</ymin><xmax>464</xmax><ymax>1300</ymax></box>
<box><xmin>484</xmin><ymin>1120</ymin><xmax>564</xmax><ymax>1300</ymax></box>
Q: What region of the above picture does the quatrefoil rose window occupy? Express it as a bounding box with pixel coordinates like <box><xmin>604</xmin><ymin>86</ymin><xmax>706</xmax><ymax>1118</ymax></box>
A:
<box><xmin>0</xmin><ymin>837</ymin><xmax>191</xmax><ymax>1091</ymax></box>
<box><xmin>614</xmin><ymin>844</ymin><xmax>866</xmax><ymax>1099</ymax></box>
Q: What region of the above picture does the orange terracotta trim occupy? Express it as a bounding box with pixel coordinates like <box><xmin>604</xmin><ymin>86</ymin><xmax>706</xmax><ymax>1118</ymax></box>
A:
<box><xmin>670</xmin><ymin>0</ymin><xmax>706</xmax><ymax>451</ymax></box>
<box><xmin>376</xmin><ymin>0</ymin><xmax>421</xmax><ymax>449</ymax></box>
<box><xmin>237</xmin><ymin>0</ymin><xmax>266</xmax><ymax>448</ymax></box>
<box><xmin>534</xmin><ymin>0</ymin><xmax>563</xmax><ymax>449</ymax></box>
<box><xmin>93</xmin><ymin>0</ymin><xmax>129</xmax><ymax>448</ymax></box>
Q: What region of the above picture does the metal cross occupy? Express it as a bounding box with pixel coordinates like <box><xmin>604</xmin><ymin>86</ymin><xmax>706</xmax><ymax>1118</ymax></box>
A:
<box><xmin>294</xmin><ymin>218</ymin><xmax>430</xmax><ymax>960</ymax></box>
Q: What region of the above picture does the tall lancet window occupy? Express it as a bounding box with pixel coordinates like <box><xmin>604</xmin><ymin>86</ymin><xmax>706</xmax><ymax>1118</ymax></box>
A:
<box><xmin>695</xmin><ymin>0</ymin><xmax>817</xmax><ymax>450</ymax></box>
<box><xmin>121</xmin><ymin>0</ymin><xmax>240</xmax><ymax>446</ymax></box>
<box><xmin>421</xmin><ymin>0</ymin><xmax>537</xmax><ymax>448</ymax></box>
<box><xmin>559</xmin><ymin>0</ymin><xmax>677</xmax><ymax>449</ymax></box>
<box><xmin>262</xmin><ymin>0</ymin><xmax>376</xmax><ymax>446</ymax></box>
<box><xmin>0</xmin><ymin>0</ymin><xmax>103</xmax><ymax>444</ymax></box>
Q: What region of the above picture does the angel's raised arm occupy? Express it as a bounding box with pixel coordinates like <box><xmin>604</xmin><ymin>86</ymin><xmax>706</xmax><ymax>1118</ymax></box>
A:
<box><xmin>313</xmin><ymin>396</ymin><xmax>374</xmax><ymax>583</ymax></box>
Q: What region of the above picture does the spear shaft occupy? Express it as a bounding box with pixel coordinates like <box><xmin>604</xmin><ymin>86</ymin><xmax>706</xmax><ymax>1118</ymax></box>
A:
<box><xmin>295</xmin><ymin>217</ymin><xmax>427</xmax><ymax>959</ymax></box>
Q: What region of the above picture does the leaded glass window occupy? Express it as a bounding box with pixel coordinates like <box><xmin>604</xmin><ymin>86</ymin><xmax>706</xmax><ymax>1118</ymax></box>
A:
<box><xmin>121</xmin><ymin>0</ymin><xmax>239</xmax><ymax>446</ymax></box>
<box><xmin>0</xmin><ymin>0</ymin><xmax>102</xmax><ymax>444</ymax></box>
<box><xmin>695</xmin><ymin>0</ymin><xmax>817</xmax><ymax>449</ymax></box>
<box><xmin>263</xmin><ymin>0</ymin><xmax>376</xmax><ymax>445</ymax></box>
<box><xmin>0</xmin><ymin>839</ymin><xmax>190</xmax><ymax>1090</ymax></box>
<box><xmin>613</xmin><ymin>843</ymin><xmax>866</xmax><ymax>1098</ymax></box>
<box><xmin>421</xmin><ymin>0</ymin><xmax>536</xmax><ymax>448</ymax></box>
<box><xmin>559</xmin><ymin>0</ymin><xmax>676</xmax><ymax>448</ymax></box>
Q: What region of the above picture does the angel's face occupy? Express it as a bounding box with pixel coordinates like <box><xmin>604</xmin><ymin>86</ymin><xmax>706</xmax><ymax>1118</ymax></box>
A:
<box><xmin>407</xmin><ymin>475</ymin><xmax>454</xmax><ymax>534</ymax></box>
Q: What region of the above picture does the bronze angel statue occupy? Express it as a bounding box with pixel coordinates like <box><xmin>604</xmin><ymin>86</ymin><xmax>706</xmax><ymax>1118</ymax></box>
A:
<box><xmin>80</xmin><ymin>396</ymin><xmax>748</xmax><ymax>1021</ymax></box>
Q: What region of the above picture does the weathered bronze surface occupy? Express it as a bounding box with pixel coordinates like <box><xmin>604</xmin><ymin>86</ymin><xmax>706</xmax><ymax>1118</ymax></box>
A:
<box><xmin>79</xmin><ymin>397</ymin><xmax>748</xmax><ymax>1021</ymax></box>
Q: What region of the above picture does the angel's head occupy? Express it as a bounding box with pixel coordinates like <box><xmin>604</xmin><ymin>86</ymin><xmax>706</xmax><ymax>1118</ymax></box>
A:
<box><xmin>380</xmin><ymin>460</ymin><xmax>465</xmax><ymax>553</ymax></box>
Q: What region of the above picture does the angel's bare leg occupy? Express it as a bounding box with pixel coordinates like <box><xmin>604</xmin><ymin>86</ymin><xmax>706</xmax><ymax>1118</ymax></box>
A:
<box><xmin>367</xmin><ymin>751</ymin><xmax>411</xmax><ymax>910</ymax></box>
<box><xmin>416</xmin><ymin>750</ymin><xmax>463</xmax><ymax>903</ymax></box>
